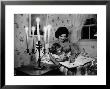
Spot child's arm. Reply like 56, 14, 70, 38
49, 53, 60, 66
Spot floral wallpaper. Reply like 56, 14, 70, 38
14, 14, 30, 68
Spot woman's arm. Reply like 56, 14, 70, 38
70, 43, 81, 58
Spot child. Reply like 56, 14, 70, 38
49, 43, 71, 75
49, 43, 70, 62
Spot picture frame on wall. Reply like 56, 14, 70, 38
1, 0, 109, 88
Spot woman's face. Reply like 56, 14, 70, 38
59, 34, 67, 42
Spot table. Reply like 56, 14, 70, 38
14, 62, 61, 76
59, 55, 95, 75
15, 55, 96, 76
59, 55, 95, 68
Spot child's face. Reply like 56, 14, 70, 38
56, 47, 62, 55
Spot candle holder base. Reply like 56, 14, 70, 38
34, 64, 45, 70
24, 49, 29, 54
34, 41, 44, 70
26, 49, 29, 53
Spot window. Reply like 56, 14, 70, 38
81, 16, 97, 40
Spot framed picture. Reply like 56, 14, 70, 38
1, 0, 109, 88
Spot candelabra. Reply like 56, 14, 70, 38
34, 41, 45, 70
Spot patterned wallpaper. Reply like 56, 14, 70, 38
14, 14, 96, 68
14, 14, 30, 68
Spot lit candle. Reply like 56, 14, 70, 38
25, 26, 29, 50
36, 17, 40, 41
25, 27, 28, 40
47, 25, 52, 44
43, 26, 47, 43
29, 14, 31, 36
44, 26, 48, 52
32, 26, 35, 36
32, 26, 35, 52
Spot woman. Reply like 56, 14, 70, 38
55, 27, 71, 54
49, 27, 77, 75
53, 27, 76, 61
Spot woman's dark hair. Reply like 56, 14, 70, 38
49, 43, 62, 54
55, 27, 69, 38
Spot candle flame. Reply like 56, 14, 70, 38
32, 26, 35, 31
32, 26, 35, 35
36, 17, 40, 23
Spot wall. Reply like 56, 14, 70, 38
14, 14, 97, 68
78, 40, 97, 57
47, 14, 94, 43
14, 14, 31, 67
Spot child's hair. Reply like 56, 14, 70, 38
49, 43, 62, 54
